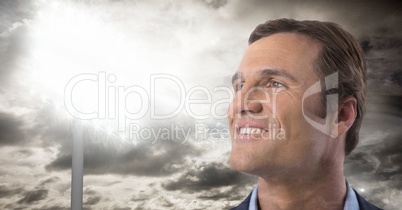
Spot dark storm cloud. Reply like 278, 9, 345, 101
363, 30, 402, 96
345, 129, 402, 207
373, 131, 402, 183
84, 196, 101, 205
162, 162, 256, 193
355, 61, 402, 207
46, 119, 203, 176
83, 187, 97, 195
17, 189, 48, 204
111, 208, 131, 210
4, 176, 68, 208
47, 140, 200, 176
0, 185, 23, 198
0, 112, 26, 145
38, 176, 60, 187
200, 0, 228, 9
344, 149, 375, 176
0, 9, 34, 87
0, 0, 37, 33
322, 0, 402, 36
33, 206, 70, 210
198, 186, 250, 201
228, 0, 402, 32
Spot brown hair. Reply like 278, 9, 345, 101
249, 18, 366, 155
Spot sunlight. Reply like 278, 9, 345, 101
28, 1, 145, 140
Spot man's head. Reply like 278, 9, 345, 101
228, 19, 366, 176
249, 19, 367, 155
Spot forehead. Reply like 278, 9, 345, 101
237, 33, 322, 79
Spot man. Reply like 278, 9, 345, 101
228, 19, 382, 210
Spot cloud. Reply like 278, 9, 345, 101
0, 0, 38, 33
0, 112, 26, 145
38, 177, 61, 187
33, 206, 70, 210
111, 208, 132, 210
373, 131, 402, 184
45, 119, 203, 176
17, 189, 48, 204
363, 30, 402, 96
345, 110, 402, 209
221, 0, 402, 34
47, 141, 200, 176
201, 0, 228, 9
162, 162, 256, 193
84, 196, 101, 205
0, 20, 32, 88
0, 185, 23, 198
0, 145, 71, 209
345, 125, 402, 208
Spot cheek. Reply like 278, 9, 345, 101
300, 90, 327, 120
272, 92, 305, 137
272, 91, 300, 120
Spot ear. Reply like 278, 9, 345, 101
330, 96, 357, 138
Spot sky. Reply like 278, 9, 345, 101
0, 0, 401, 209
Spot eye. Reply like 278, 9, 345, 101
266, 80, 286, 92
234, 83, 244, 92
272, 81, 285, 88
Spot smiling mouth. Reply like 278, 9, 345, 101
235, 124, 269, 136
235, 125, 271, 141
238, 127, 269, 134
233, 121, 284, 141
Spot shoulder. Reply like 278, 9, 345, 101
229, 192, 252, 210
353, 189, 384, 210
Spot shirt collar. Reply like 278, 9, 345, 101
344, 182, 360, 210
248, 182, 360, 210
248, 187, 258, 210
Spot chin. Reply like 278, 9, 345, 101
229, 149, 277, 177
229, 151, 255, 173
229, 151, 243, 171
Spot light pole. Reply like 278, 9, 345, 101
71, 121, 83, 210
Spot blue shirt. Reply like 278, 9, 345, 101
248, 183, 359, 210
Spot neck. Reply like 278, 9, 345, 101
256, 162, 346, 210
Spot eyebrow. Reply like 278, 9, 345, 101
231, 72, 244, 84
257, 68, 297, 82
231, 68, 297, 84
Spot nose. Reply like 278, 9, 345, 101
228, 86, 264, 118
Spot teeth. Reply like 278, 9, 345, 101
239, 127, 263, 134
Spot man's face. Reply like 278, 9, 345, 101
228, 33, 336, 176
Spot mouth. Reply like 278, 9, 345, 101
235, 124, 270, 141
238, 127, 268, 134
